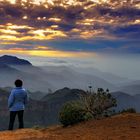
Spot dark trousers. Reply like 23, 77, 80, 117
8, 110, 24, 130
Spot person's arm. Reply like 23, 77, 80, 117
8, 91, 15, 108
24, 91, 28, 105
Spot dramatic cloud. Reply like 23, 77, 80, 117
0, 0, 140, 55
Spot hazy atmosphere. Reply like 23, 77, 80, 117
8, 53, 140, 80
0, 0, 140, 80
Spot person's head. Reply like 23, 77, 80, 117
15, 79, 23, 87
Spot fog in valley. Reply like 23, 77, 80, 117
0, 54, 140, 96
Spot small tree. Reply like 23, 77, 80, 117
80, 88, 117, 119
59, 88, 117, 126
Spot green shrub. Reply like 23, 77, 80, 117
59, 102, 85, 126
121, 108, 136, 113
84, 112, 93, 120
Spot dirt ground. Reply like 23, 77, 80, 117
0, 113, 140, 140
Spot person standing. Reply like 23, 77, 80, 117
8, 79, 28, 130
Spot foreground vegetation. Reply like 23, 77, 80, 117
59, 88, 117, 126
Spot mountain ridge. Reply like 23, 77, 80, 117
0, 55, 32, 65
0, 55, 117, 92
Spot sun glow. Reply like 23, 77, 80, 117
0, 49, 97, 58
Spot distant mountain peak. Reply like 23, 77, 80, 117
0, 55, 32, 65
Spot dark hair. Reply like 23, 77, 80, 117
15, 79, 23, 87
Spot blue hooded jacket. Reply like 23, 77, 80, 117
8, 87, 28, 111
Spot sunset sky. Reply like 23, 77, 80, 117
0, 0, 140, 79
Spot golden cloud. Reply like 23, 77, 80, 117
0, 23, 67, 41
0, 0, 139, 42
0, 48, 97, 58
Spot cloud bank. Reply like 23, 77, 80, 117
0, 0, 140, 55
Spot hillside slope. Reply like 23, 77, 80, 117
0, 113, 140, 140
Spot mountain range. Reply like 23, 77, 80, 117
0, 55, 118, 92
111, 91, 140, 112
0, 87, 140, 130
0, 55, 139, 95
